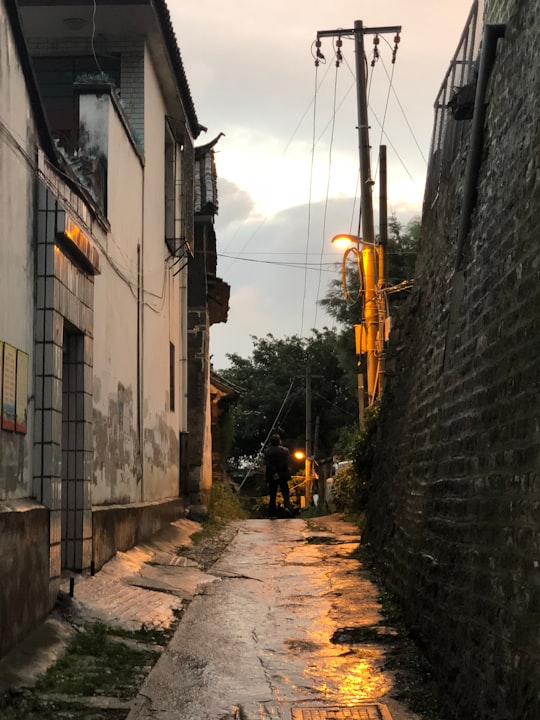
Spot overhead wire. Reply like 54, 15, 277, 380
341, 44, 422, 198
217, 253, 338, 271
300, 60, 320, 337
378, 36, 427, 164
238, 378, 297, 490
372, 50, 396, 182
313, 55, 340, 330
90, 0, 105, 77
221, 58, 335, 270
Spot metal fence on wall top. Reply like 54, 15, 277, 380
424, 0, 484, 210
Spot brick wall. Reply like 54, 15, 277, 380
364, 1, 540, 718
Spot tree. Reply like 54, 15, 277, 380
219, 329, 358, 469
385, 215, 420, 304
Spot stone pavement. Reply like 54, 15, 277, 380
0, 515, 429, 720
128, 516, 424, 720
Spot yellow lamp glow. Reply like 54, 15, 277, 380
331, 234, 361, 251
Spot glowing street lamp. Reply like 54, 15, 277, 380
331, 233, 385, 424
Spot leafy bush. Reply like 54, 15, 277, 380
188, 480, 249, 544
330, 463, 358, 514
331, 403, 380, 518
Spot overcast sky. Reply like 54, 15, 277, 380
170, 0, 475, 370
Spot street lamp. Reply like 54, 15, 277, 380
331, 233, 386, 423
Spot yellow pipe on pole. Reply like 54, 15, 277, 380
362, 246, 378, 405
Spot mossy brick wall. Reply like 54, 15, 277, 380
364, 1, 540, 718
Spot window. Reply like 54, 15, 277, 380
164, 118, 193, 259
32, 55, 121, 154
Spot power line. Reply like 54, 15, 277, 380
301, 61, 320, 338
314, 63, 340, 330
218, 253, 339, 272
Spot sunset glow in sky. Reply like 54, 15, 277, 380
171, 0, 476, 368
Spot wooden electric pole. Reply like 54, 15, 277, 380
305, 362, 312, 505
317, 21, 400, 411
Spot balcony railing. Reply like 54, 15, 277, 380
424, 0, 484, 211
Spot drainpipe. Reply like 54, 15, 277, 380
137, 242, 143, 498
455, 23, 506, 271
443, 23, 505, 372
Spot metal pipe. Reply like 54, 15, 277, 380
455, 23, 505, 271
443, 23, 505, 373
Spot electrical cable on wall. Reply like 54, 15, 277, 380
90, 0, 105, 77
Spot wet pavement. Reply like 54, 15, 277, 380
0, 515, 423, 720
128, 517, 420, 720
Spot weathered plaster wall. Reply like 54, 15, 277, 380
139, 46, 186, 501
92, 497, 183, 571
0, 2, 35, 500
89, 92, 143, 505
364, 1, 540, 718
0, 1, 51, 655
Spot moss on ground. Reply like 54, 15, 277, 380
0, 621, 172, 720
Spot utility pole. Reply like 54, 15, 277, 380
378, 144, 388, 397
305, 363, 312, 506
317, 21, 400, 410
353, 20, 376, 247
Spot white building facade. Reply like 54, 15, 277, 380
0, 0, 214, 657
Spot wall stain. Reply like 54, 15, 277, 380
93, 382, 139, 501
0, 434, 28, 498
93, 383, 179, 501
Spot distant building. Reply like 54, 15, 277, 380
187, 135, 231, 507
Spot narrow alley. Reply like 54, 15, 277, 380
127, 517, 423, 720
1, 515, 431, 720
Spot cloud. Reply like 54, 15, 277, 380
176, 0, 476, 367
216, 177, 256, 230
211, 191, 424, 369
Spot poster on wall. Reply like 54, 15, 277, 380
15, 350, 28, 434
1, 343, 16, 431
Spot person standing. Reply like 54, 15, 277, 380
264, 434, 294, 517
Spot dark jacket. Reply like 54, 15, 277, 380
264, 444, 291, 479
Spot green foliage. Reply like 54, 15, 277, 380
352, 402, 380, 489
219, 329, 358, 465
330, 463, 361, 514
215, 216, 417, 472
186, 480, 248, 545
331, 403, 380, 518
209, 479, 248, 521
386, 215, 420, 287
35, 621, 159, 700
333, 423, 361, 457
